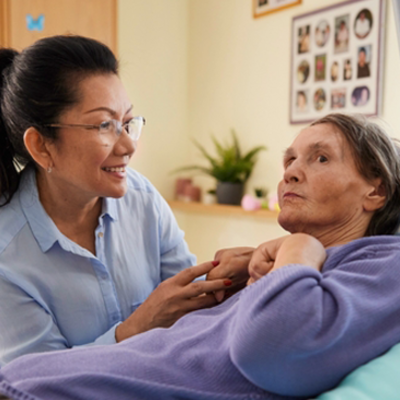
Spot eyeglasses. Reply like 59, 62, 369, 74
45, 116, 146, 144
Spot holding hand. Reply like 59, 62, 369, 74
115, 261, 232, 342
206, 247, 255, 302
248, 234, 327, 285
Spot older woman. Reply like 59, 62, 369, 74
0, 35, 235, 366
0, 113, 399, 400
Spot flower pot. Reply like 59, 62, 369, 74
216, 182, 244, 205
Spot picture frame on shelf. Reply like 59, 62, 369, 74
290, 0, 385, 124
253, 0, 302, 18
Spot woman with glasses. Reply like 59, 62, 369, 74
0, 35, 232, 366
0, 113, 400, 400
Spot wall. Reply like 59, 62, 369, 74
118, 0, 400, 262
118, 0, 190, 199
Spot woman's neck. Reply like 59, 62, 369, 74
309, 221, 369, 248
36, 170, 102, 254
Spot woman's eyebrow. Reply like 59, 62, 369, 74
84, 105, 133, 116
283, 147, 295, 160
308, 142, 332, 152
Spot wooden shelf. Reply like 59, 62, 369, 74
168, 200, 278, 220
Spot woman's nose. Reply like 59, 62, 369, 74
283, 160, 302, 183
114, 130, 136, 157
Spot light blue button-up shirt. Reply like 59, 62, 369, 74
0, 166, 196, 366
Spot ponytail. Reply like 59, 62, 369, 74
0, 49, 19, 206
0, 35, 118, 207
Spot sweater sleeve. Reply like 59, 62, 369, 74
229, 244, 400, 397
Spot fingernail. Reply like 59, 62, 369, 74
212, 260, 220, 267
223, 279, 232, 287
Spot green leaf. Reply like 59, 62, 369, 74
170, 130, 267, 183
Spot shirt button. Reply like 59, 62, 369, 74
98, 232, 104, 238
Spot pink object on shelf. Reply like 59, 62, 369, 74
241, 194, 262, 211
175, 178, 192, 201
183, 184, 201, 202
268, 193, 280, 212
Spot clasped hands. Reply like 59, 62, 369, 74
116, 233, 326, 342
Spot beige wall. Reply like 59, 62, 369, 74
119, 0, 400, 262
118, 0, 189, 199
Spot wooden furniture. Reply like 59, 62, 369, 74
0, 0, 117, 52
168, 201, 279, 221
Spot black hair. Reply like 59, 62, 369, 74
359, 47, 366, 53
0, 35, 118, 206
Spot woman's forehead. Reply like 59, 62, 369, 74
293, 123, 346, 150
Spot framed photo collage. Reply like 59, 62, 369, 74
290, 0, 385, 124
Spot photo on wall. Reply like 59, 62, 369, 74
289, 0, 385, 124
253, 0, 302, 18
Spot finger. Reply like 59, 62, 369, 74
174, 261, 218, 285
214, 289, 225, 303
185, 278, 233, 297
247, 277, 255, 286
185, 294, 219, 311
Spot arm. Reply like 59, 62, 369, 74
115, 260, 232, 341
229, 237, 400, 397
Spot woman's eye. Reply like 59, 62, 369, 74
99, 121, 112, 131
284, 158, 295, 168
318, 155, 328, 163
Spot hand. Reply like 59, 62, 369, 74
115, 261, 232, 342
248, 234, 326, 285
206, 247, 255, 302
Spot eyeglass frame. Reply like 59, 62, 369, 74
44, 116, 146, 141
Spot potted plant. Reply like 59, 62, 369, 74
173, 130, 266, 205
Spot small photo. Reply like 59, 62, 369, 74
315, 54, 326, 81
331, 88, 346, 109
258, 0, 268, 6
298, 25, 310, 54
357, 45, 372, 78
314, 88, 326, 111
351, 86, 370, 106
354, 9, 373, 39
343, 59, 352, 80
334, 14, 350, 53
297, 60, 310, 83
315, 20, 330, 47
296, 90, 309, 113
331, 61, 339, 82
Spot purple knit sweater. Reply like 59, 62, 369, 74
1, 236, 400, 400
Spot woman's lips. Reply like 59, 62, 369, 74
283, 192, 301, 198
101, 165, 127, 179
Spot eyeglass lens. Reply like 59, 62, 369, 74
99, 118, 144, 144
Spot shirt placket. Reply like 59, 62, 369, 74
91, 218, 122, 326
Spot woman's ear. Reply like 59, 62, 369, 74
363, 180, 386, 212
23, 127, 54, 170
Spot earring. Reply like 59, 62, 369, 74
47, 166, 52, 173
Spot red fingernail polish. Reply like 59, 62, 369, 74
224, 279, 232, 287
212, 260, 220, 267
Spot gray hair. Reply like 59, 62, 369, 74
311, 113, 400, 236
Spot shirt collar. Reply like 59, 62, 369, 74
19, 167, 63, 253
101, 196, 118, 222
19, 167, 119, 252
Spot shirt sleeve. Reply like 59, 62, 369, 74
228, 248, 400, 397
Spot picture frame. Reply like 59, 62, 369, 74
290, 0, 385, 124
253, 0, 302, 18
